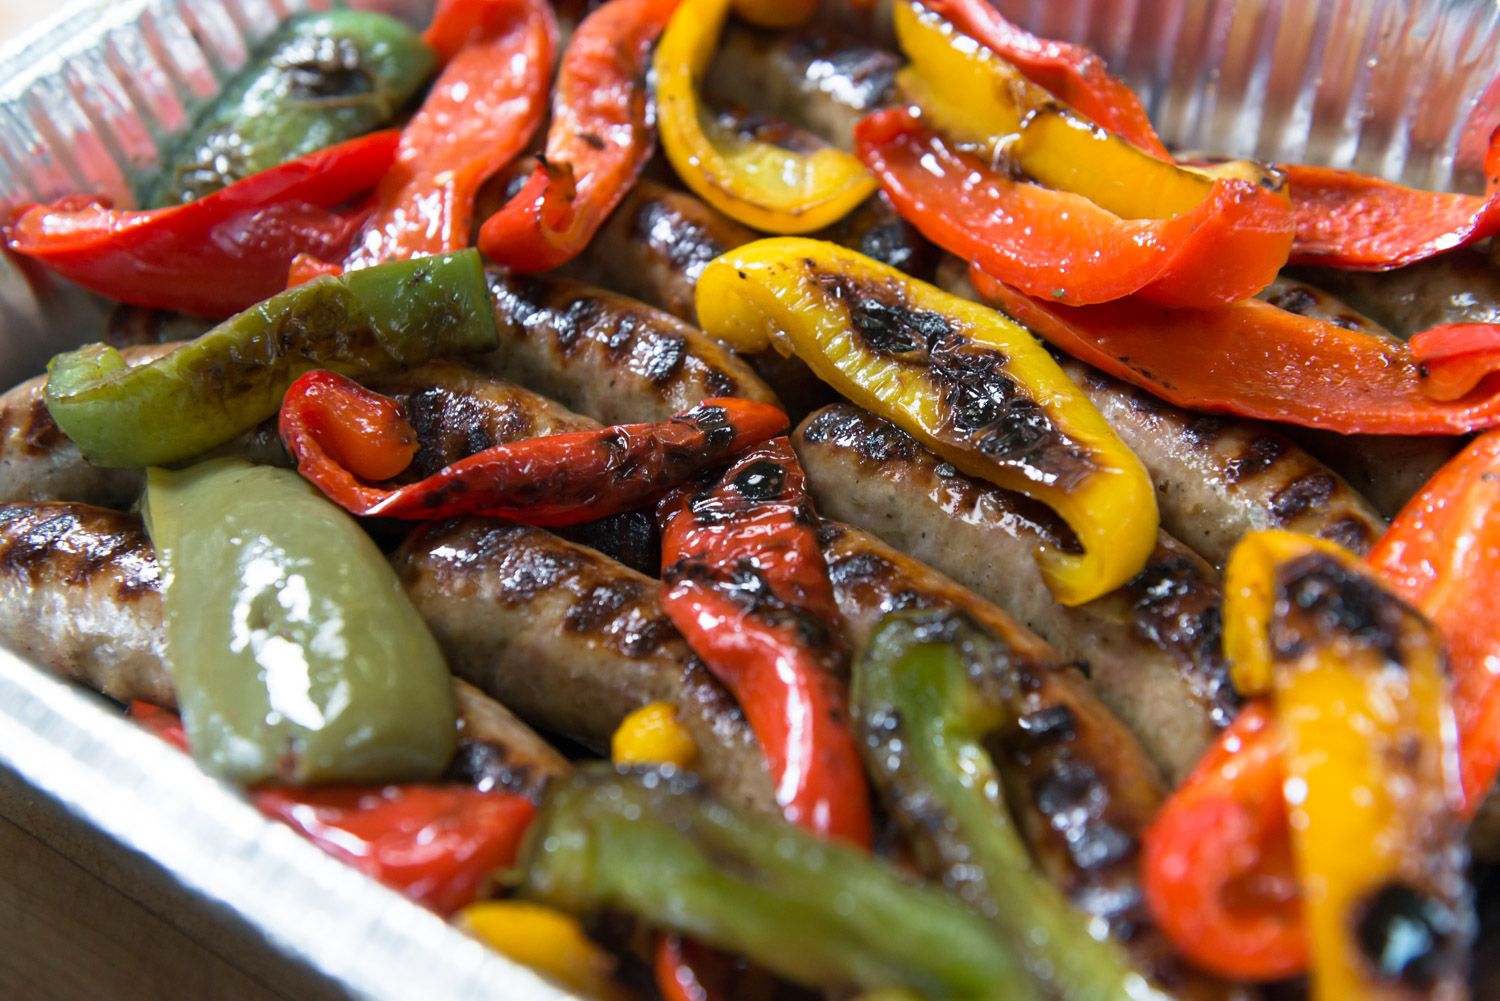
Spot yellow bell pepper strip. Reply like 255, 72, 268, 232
459, 902, 626, 1000
968, 264, 1500, 435
1223, 530, 1469, 1001
695, 238, 1157, 606
730, 0, 815, 29
915, 0, 1166, 156
1368, 430, 1500, 816
1282, 128, 1500, 269
856, 107, 1292, 308
344, 0, 555, 267
612, 702, 699, 768
653, 0, 876, 233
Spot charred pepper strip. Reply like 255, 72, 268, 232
1282, 129, 1500, 269
1368, 431, 1500, 815
42, 250, 495, 469
853, 609, 1174, 1001
657, 439, 872, 847
7, 131, 398, 318
855, 107, 1291, 309
696, 238, 1157, 606
131, 702, 534, 917
915, 0, 1165, 156
142, 10, 433, 206
344, 0, 555, 267
280, 370, 788, 524
654, 0, 876, 233
515, 766, 1041, 1000
969, 265, 1500, 435
1223, 531, 1469, 1001
478, 0, 676, 272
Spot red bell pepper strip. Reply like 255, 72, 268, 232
657, 439, 873, 849
344, 0, 555, 268
1409, 322, 1500, 402
5, 131, 397, 317
1282, 128, 1500, 269
968, 264, 1500, 435
1141, 700, 1306, 982
478, 0, 677, 272
855, 108, 1291, 308
918, 0, 1167, 157
129, 702, 535, 916
1368, 430, 1500, 815
279, 369, 787, 524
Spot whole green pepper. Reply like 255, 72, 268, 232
515, 766, 1040, 1001
144, 10, 434, 206
143, 458, 456, 785
44, 250, 497, 468
853, 610, 1172, 1001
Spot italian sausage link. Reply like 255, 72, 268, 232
0, 501, 567, 797
795, 404, 1237, 783
391, 518, 776, 813
480, 270, 781, 425
1295, 250, 1500, 337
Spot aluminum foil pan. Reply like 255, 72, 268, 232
0, 1, 1497, 999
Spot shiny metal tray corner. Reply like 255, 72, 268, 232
1, 0, 1498, 998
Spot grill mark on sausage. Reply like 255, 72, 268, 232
0, 503, 161, 601
1121, 551, 1238, 727
1269, 470, 1338, 523
1, 394, 67, 456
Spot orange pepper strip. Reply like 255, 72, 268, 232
968, 264, 1500, 435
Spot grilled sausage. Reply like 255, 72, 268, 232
0, 501, 568, 796
391, 519, 776, 812
479, 271, 781, 425
795, 403, 1237, 783
819, 520, 1241, 999
1295, 250, 1500, 337
936, 259, 1386, 564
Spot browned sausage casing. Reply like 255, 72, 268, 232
391, 518, 776, 813
795, 403, 1237, 783
0, 501, 568, 797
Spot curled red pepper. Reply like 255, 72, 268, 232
969, 265, 1500, 435
1368, 430, 1500, 815
5, 131, 397, 317
279, 369, 787, 524
479, 0, 677, 271
856, 108, 1291, 308
918, 0, 1167, 157
1141, 701, 1305, 982
1283, 129, 1500, 269
1409, 323, 1500, 402
129, 702, 534, 916
657, 439, 873, 849
345, 0, 555, 268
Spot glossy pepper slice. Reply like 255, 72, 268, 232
142, 10, 434, 206
1282, 128, 1500, 269
130, 702, 532, 916
1408, 323, 1500, 403
1369, 430, 1500, 815
7, 131, 398, 318
968, 265, 1500, 435
43, 249, 496, 468
143, 459, 458, 787
854, 609, 1174, 1001
280, 369, 788, 524
856, 107, 1292, 308
515, 766, 1042, 1000
653, 0, 875, 233
344, 0, 555, 267
658, 439, 872, 848
1223, 531, 1469, 1001
696, 238, 1157, 606
1141, 700, 1306, 982
479, 0, 676, 271
915, 0, 1165, 156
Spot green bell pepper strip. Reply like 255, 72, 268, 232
144, 10, 435, 206
43, 249, 497, 468
143, 458, 457, 786
852, 609, 1172, 1001
514, 766, 1040, 1001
